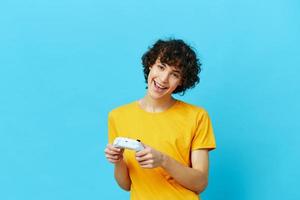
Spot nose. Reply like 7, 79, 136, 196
160, 71, 169, 83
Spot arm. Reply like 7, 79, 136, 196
114, 159, 131, 191
135, 146, 210, 194
162, 149, 209, 194
105, 144, 131, 191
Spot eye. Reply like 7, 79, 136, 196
158, 65, 165, 70
172, 73, 180, 79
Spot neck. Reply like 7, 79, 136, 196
139, 93, 176, 113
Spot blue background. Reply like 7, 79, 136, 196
0, 0, 299, 199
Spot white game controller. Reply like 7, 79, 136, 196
113, 137, 144, 151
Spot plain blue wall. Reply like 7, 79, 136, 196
0, 0, 299, 199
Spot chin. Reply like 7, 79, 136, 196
148, 92, 161, 99
149, 90, 170, 100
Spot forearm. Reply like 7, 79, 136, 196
114, 159, 131, 191
161, 155, 207, 194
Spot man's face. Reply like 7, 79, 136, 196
147, 59, 182, 100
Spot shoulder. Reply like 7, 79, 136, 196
108, 101, 137, 118
176, 100, 209, 117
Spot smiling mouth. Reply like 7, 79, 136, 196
154, 80, 168, 90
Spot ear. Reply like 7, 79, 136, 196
178, 79, 183, 87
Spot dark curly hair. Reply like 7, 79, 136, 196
142, 39, 201, 95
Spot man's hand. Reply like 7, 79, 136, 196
135, 144, 165, 168
104, 144, 124, 164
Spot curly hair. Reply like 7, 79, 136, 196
142, 39, 202, 95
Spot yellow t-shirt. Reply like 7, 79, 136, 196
108, 100, 216, 200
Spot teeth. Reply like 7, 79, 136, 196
155, 81, 167, 89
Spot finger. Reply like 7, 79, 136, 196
136, 154, 152, 162
107, 144, 123, 152
104, 149, 118, 156
105, 154, 120, 160
135, 148, 150, 157
138, 159, 154, 166
139, 163, 153, 169
105, 148, 123, 156
107, 158, 121, 164
140, 142, 146, 149
106, 155, 123, 164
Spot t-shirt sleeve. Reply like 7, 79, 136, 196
108, 111, 118, 144
191, 110, 216, 151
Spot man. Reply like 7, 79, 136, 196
105, 39, 216, 200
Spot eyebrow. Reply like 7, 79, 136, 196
159, 62, 181, 74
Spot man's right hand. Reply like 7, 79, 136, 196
104, 144, 124, 164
